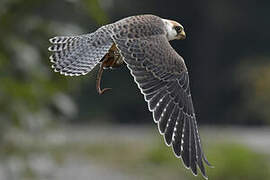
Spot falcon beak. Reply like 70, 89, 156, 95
179, 30, 186, 40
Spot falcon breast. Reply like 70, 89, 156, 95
48, 14, 211, 179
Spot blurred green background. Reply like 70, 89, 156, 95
0, 0, 270, 179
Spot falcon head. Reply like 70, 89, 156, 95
162, 19, 186, 41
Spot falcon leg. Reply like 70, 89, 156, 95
96, 43, 122, 95
96, 60, 112, 95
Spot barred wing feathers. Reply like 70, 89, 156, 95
113, 35, 210, 178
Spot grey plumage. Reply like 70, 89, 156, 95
48, 14, 211, 178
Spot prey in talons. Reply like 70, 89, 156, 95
96, 43, 123, 95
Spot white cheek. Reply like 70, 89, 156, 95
162, 19, 177, 41
167, 27, 177, 41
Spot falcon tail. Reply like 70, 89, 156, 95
48, 31, 113, 76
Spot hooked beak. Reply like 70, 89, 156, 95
179, 30, 186, 40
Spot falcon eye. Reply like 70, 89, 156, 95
174, 26, 182, 34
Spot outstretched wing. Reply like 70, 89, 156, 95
113, 35, 210, 178
48, 28, 113, 76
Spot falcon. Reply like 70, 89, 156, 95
48, 14, 211, 178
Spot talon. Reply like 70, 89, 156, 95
98, 87, 112, 95
96, 60, 112, 95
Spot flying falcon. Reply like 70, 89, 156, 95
48, 14, 211, 178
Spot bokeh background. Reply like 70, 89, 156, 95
1, 0, 270, 179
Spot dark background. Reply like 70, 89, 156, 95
1, 0, 270, 127
65, 0, 270, 126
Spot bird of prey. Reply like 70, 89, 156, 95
48, 14, 211, 178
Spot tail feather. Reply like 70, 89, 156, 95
49, 36, 76, 44
48, 31, 113, 76
48, 43, 69, 52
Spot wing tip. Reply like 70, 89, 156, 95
180, 155, 209, 180
203, 155, 213, 167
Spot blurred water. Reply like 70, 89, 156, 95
1, 125, 269, 180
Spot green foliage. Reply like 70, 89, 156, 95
82, 0, 109, 25
46, 134, 270, 180
205, 143, 270, 180
0, 1, 107, 177
0, 0, 66, 129
0, 0, 110, 131
145, 143, 177, 165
